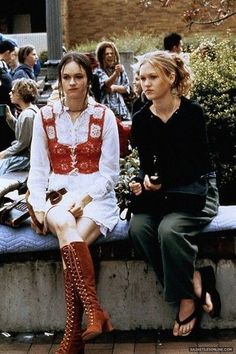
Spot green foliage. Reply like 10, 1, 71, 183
74, 30, 163, 56
190, 36, 236, 202
115, 149, 139, 212
39, 50, 48, 67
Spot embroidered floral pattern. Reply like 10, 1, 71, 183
90, 124, 101, 138
46, 126, 56, 140
41, 106, 54, 119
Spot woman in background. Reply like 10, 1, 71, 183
12, 45, 38, 81
95, 41, 131, 121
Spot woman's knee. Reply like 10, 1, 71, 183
158, 214, 181, 245
47, 207, 75, 234
129, 214, 156, 242
129, 214, 146, 238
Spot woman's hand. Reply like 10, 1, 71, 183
129, 180, 142, 196
0, 151, 6, 160
68, 195, 92, 218
68, 201, 84, 218
31, 211, 47, 235
114, 64, 124, 74
143, 174, 162, 191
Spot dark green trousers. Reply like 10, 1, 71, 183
129, 177, 219, 304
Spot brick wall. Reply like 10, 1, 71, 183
61, 0, 236, 48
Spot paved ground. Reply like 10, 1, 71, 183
0, 329, 235, 354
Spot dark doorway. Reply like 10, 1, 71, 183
0, 0, 46, 34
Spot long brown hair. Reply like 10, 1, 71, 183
95, 41, 120, 69
57, 52, 93, 103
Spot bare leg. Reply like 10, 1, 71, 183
193, 270, 213, 313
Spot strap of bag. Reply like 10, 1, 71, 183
25, 190, 44, 231
0, 179, 22, 199
25, 188, 67, 231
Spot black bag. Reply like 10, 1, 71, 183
0, 197, 29, 227
0, 178, 29, 227
164, 176, 208, 213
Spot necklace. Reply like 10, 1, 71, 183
64, 97, 88, 114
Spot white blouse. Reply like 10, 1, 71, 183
27, 98, 120, 213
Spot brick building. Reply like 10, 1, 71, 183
1, 0, 235, 49
61, 0, 236, 48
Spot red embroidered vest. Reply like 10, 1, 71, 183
41, 105, 105, 174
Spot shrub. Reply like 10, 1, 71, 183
39, 50, 48, 67
115, 149, 139, 215
190, 35, 236, 204
74, 30, 163, 56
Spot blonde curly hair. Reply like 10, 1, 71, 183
139, 50, 192, 97
12, 78, 38, 103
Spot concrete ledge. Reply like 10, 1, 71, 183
0, 258, 235, 332
0, 171, 236, 332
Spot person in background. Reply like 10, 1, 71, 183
0, 40, 16, 150
95, 41, 131, 121
163, 32, 183, 54
9, 46, 19, 78
84, 52, 101, 103
131, 66, 147, 115
129, 51, 220, 337
0, 78, 39, 175
12, 45, 38, 81
0, 33, 17, 48
33, 58, 41, 79
163, 32, 190, 65
27, 52, 120, 353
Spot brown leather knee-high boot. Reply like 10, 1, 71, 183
61, 242, 113, 342
55, 268, 85, 354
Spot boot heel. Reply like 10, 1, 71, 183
103, 319, 113, 332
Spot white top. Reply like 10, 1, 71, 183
27, 97, 120, 234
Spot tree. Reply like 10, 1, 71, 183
139, 0, 236, 28
183, 0, 236, 29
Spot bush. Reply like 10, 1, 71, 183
39, 50, 48, 67
115, 149, 139, 214
190, 35, 236, 204
74, 30, 163, 56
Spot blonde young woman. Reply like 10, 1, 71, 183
27, 52, 120, 353
0, 78, 39, 175
129, 51, 221, 337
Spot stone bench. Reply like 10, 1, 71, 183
0, 173, 236, 332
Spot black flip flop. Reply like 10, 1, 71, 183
198, 266, 221, 318
175, 301, 201, 337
